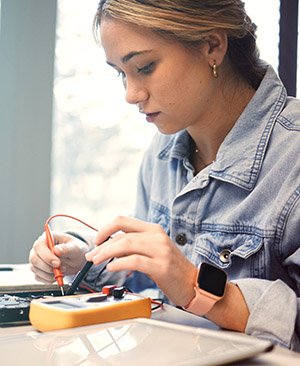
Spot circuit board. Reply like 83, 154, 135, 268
0, 294, 31, 325
0, 289, 65, 326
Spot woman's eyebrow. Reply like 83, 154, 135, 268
122, 50, 151, 63
106, 50, 152, 67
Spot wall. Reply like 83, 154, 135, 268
0, 0, 57, 263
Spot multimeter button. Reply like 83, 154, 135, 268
102, 285, 117, 296
113, 287, 125, 299
86, 294, 108, 303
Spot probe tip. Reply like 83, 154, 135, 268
60, 286, 65, 296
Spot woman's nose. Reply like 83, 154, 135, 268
125, 78, 148, 105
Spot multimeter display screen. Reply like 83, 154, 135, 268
44, 301, 79, 310
197, 263, 227, 297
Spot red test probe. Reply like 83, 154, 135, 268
44, 222, 65, 295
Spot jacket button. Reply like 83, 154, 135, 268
175, 233, 187, 246
220, 249, 231, 263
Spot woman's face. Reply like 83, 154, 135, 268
100, 17, 217, 135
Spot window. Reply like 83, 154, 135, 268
244, 0, 280, 72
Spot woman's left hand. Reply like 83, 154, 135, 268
86, 216, 197, 307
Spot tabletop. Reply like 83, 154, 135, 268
1, 264, 300, 365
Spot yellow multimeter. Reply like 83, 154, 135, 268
29, 291, 152, 332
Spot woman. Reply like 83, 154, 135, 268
29, 0, 300, 351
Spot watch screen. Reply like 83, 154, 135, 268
197, 263, 227, 297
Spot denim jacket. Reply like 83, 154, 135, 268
85, 66, 300, 350
125, 66, 300, 351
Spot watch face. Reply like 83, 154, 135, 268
197, 263, 227, 297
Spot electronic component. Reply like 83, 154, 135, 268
0, 294, 31, 325
0, 288, 65, 326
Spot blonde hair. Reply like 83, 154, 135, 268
94, 0, 253, 42
93, 0, 266, 88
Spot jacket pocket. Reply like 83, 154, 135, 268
194, 231, 264, 270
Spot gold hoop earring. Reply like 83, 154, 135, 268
212, 61, 218, 78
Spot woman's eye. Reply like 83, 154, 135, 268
137, 62, 155, 75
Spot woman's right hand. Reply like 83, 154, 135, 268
29, 232, 90, 284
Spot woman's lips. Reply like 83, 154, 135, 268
146, 112, 160, 122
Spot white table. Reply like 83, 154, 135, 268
1, 265, 300, 365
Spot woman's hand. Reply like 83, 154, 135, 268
29, 232, 90, 284
86, 216, 197, 307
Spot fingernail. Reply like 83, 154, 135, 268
106, 262, 114, 271
51, 260, 60, 268
93, 251, 105, 264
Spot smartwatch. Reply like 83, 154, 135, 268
184, 262, 227, 316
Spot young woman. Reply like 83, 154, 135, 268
29, 0, 300, 351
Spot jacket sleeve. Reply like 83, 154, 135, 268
232, 196, 300, 351
232, 278, 300, 351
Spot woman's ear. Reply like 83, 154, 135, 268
203, 30, 228, 68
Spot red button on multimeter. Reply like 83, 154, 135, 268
102, 285, 116, 296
